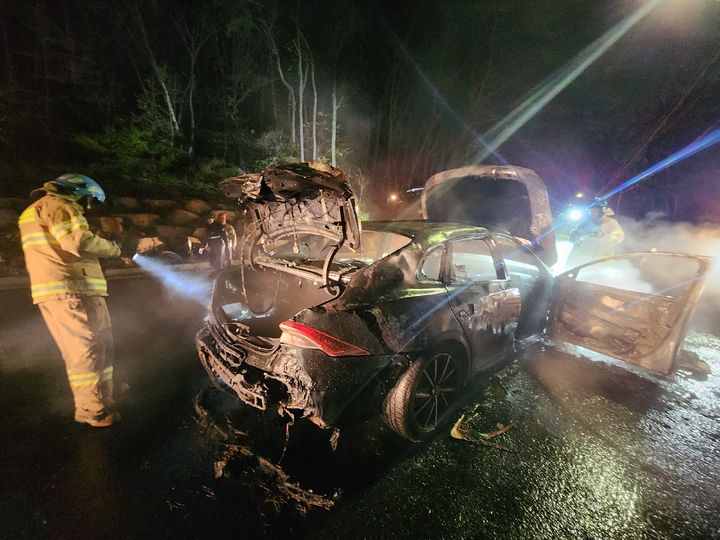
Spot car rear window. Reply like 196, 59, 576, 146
335, 230, 411, 264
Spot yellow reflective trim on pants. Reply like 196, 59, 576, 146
31, 282, 73, 296
69, 372, 98, 382
70, 377, 100, 388
68, 372, 100, 388
101, 366, 113, 381
18, 207, 37, 224
85, 280, 109, 293
22, 239, 56, 249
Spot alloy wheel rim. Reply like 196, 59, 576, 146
412, 352, 458, 432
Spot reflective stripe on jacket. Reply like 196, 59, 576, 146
600, 216, 625, 245
18, 194, 120, 304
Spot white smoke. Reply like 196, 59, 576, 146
617, 216, 720, 333
550, 216, 719, 333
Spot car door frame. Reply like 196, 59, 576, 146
491, 233, 555, 339
439, 233, 520, 371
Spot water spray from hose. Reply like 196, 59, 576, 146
132, 254, 213, 306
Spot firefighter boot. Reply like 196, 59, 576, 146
74, 411, 121, 428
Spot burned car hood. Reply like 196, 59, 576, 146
422, 165, 557, 265
220, 162, 361, 285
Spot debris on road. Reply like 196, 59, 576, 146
194, 388, 334, 517
677, 349, 712, 376
214, 444, 334, 515
450, 414, 515, 452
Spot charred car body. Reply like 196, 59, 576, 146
196, 163, 712, 441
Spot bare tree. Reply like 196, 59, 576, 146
127, 7, 180, 137
311, 58, 318, 160
329, 3, 356, 166
294, 33, 309, 161
262, 20, 296, 145
176, 13, 211, 155
213, 11, 272, 160
331, 82, 346, 166
348, 165, 372, 215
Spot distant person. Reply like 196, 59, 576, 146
570, 200, 625, 258
205, 211, 229, 272
216, 212, 237, 263
18, 174, 122, 427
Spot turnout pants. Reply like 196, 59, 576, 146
38, 294, 114, 421
207, 236, 227, 271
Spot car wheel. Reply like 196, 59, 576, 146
383, 349, 463, 441
157, 250, 183, 265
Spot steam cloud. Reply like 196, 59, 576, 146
620, 217, 720, 331
569, 216, 720, 333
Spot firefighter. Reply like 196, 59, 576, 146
18, 174, 122, 427
570, 199, 625, 258
216, 212, 237, 263
205, 211, 229, 272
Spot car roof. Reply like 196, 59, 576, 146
363, 220, 492, 249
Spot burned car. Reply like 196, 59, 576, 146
196, 163, 712, 441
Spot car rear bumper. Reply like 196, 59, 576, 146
196, 323, 280, 411
195, 322, 403, 427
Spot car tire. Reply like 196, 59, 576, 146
157, 250, 183, 265
383, 348, 463, 441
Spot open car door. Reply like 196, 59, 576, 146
547, 253, 713, 375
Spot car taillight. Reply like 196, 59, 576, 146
279, 320, 370, 357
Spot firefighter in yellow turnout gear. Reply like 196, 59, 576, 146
19, 174, 122, 427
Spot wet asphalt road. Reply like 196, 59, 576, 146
1, 276, 719, 539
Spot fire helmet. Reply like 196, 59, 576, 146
591, 198, 614, 216
51, 173, 106, 202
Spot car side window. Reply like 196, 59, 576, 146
419, 247, 443, 281
448, 238, 498, 284
494, 237, 543, 289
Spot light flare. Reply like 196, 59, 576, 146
551, 240, 575, 275
475, 0, 663, 162
597, 127, 720, 202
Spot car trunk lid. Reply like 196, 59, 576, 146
220, 162, 362, 287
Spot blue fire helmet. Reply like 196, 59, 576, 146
52, 173, 106, 202
591, 198, 615, 216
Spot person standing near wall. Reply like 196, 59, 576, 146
216, 212, 237, 264
205, 211, 229, 272
18, 174, 122, 427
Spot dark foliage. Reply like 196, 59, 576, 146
0, 0, 719, 218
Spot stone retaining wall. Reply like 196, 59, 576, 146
0, 195, 243, 277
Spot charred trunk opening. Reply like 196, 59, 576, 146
212, 265, 337, 338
